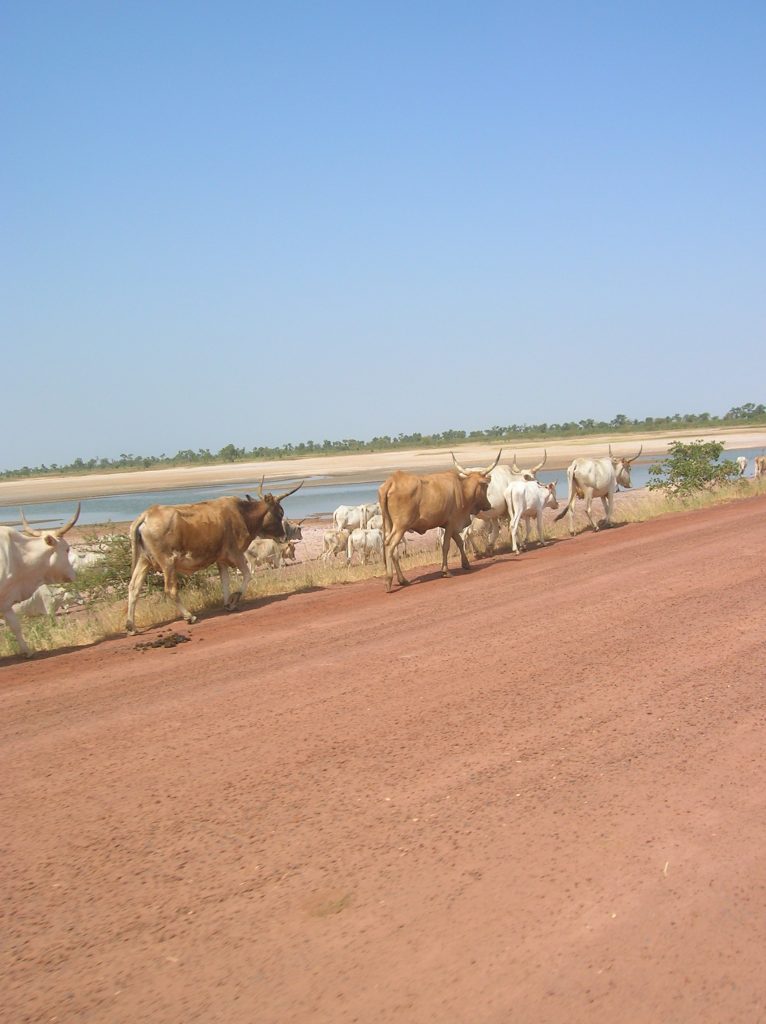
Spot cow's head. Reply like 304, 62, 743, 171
19, 503, 81, 583
542, 481, 559, 510
244, 478, 304, 539
511, 449, 547, 480
284, 518, 304, 541
451, 450, 502, 513
609, 445, 642, 488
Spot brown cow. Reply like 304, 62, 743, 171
125, 480, 302, 633
378, 451, 501, 592
755, 455, 766, 479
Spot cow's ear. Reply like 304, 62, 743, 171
44, 534, 56, 547
245, 494, 253, 502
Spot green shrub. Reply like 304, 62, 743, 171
648, 440, 741, 497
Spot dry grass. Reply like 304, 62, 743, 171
3, 477, 765, 659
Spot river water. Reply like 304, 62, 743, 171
2, 446, 762, 528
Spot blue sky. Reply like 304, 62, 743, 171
2, 1, 764, 467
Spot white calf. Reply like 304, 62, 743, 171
321, 529, 350, 563
506, 480, 559, 553
246, 537, 284, 571
13, 584, 68, 617
346, 527, 384, 565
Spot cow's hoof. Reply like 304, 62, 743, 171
399, 578, 411, 587
184, 614, 198, 624
441, 569, 452, 578
126, 624, 137, 636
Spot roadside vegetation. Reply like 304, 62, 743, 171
2, 474, 765, 659
1, 403, 764, 480
648, 439, 741, 496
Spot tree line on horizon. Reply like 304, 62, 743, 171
2, 403, 764, 480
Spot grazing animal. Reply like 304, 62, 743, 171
346, 527, 384, 565
126, 480, 303, 633
284, 518, 304, 541
0, 504, 80, 656
333, 502, 380, 533
379, 451, 501, 592
13, 584, 68, 618
505, 480, 559, 553
555, 445, 642, 534
736, 456, 748, 476
246, 537, 291, 571
755, 455, 766, 479
366, 514, 384, 532
320, 529, 350, 563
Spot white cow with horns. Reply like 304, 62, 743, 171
555, 445, 642, 534
470, 450, 548, 551
0, 504, 81, 656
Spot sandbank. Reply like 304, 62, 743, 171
1, 426, 764, 506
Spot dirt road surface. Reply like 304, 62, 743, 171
3, 496, 766, 1023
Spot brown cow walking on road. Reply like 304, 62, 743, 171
378, 451, 501, 592
126, 480, 302, 633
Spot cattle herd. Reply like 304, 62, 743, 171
2, 448, 764, 657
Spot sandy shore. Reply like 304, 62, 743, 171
1, 427, 764, 505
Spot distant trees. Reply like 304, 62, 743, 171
2, 403, 765, 480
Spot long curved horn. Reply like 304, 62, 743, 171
530, 449, 547, 474
451, 452, 469, 475
608, 443, 614, 459
19, 508, 43, 537
480, 449, 502, 476
275, 480, 304, 502
626, 444, 643, 464
511, 453, 521, 473
55, 502, 81, 536
257, 475, 265, 499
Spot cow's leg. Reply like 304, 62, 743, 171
217, 563, 232, 607
601, 493, 613, 527
510, 506, 522, 553
163, 562, 197, 624
583, 489, 599, 531
535, 507, 545, 545
225, 553, 251, 607
126, 553, 152, 634
484, 519, 497, 554
3, 608, 31, 657
384, 528, 409, 590
450, 529, 471, 572
568, 498, 577, 536
438, 530, 454, 575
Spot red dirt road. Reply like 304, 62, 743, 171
3, 497, 766, 1023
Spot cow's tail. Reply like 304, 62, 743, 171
379, 481, 392, 574
554, 465, 576, 522
129, 512, 147, 573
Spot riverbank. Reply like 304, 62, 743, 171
1, 426, 765, 506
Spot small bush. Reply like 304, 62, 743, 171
648, 440, 741, 498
